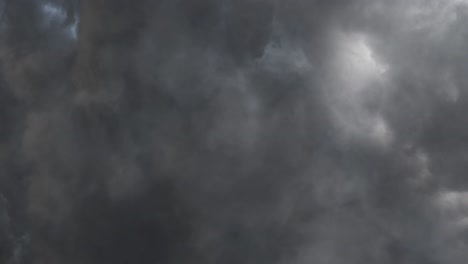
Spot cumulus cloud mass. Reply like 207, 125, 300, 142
1, 0, 468, 263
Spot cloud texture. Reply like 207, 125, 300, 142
1, 0, 468, 263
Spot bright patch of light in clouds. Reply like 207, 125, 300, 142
327, 31, 391, 147
41, 3, 77, 38
42, 3, 67, 21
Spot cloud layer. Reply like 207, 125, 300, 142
1, 0, 468, 263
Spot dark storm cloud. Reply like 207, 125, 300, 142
1, 0, 468, 263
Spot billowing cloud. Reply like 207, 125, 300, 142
0, 0, 468, 263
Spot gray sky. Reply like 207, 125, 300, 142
1, 0, 468, 263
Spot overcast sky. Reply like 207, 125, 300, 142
1, 1, 468, 263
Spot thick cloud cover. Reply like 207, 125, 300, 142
1, 0, 468, 263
